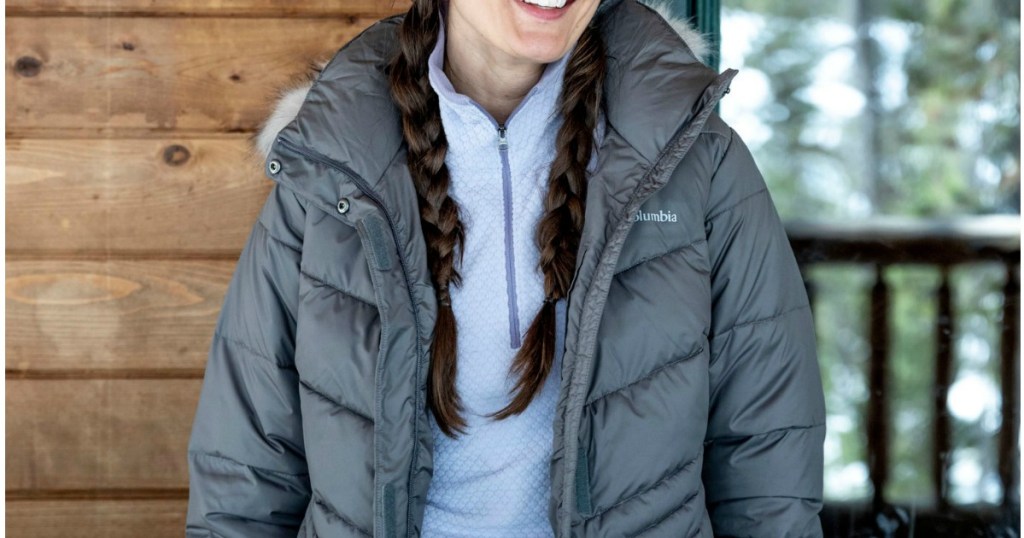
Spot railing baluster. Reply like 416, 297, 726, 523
933, 265, 953, 510
999, 261, 1020, 511
868, 262, 890, 508
785, 217, 1019, 532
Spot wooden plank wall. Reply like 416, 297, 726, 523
6, 2, 409, 535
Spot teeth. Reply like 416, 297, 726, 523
523, 0, 568, 8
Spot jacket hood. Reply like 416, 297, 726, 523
251, 2, 709, 160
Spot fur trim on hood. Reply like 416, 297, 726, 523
251, 5, 709, 160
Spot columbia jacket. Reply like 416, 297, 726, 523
185, 1, 827, 536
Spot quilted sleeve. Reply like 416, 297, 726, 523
185, 182, 312, 538
700, 126, 827, 537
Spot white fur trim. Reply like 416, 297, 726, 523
253, 7, 709, 159
253, 58, 328, 159
649, 3, 710, 62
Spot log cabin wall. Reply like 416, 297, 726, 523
5, 2, 409, 535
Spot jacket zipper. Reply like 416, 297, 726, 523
273, 134, 424, 538
497, 124, 523, 349
556, 69, 739, 537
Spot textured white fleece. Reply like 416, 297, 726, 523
417, 8, 607, 536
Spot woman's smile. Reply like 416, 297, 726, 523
514, 0, 579, 21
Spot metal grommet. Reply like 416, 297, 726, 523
267, 159, 281, 175
336, 197, 350, 214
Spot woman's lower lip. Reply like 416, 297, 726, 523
513, 0, 577, 21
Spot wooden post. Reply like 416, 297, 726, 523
999, 261, 1020, 511
868, 263, 890, 508
933, 265, 953, 510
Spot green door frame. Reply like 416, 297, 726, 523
688, 0, 720, 70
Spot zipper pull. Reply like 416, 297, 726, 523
498, 124, 508, 150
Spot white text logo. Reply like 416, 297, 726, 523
632, 209, 678, 223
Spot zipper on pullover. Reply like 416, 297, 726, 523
497, 124, 523, 349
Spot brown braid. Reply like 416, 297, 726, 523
485, 24, 606, 421
387, 0, 606, 436
387, 0, 468, 437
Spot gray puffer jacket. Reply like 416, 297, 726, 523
185, 0, 827, 536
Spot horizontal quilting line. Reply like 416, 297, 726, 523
187, 450, 309, 478
583, 448, 700, 523
628, 484, 702, 538
704, 422, 825, 445
299, 269, 377, 307
584, 344, 705, 408
299, 379, 374, 424
312, 491, 372, 537
213, 330, 293, 369
709, 303, 810, 344
614, 237, 706, 276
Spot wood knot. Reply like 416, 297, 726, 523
14, 56, 42, 77
162, 144, 191, 166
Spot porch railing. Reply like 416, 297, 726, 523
785, 215, 1020, 536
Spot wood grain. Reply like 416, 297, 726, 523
7, 16, 377, 136
7, 0, 409, 17
3, 2, 365, 532
6, 499, 188, 538
6, 379, 200, 490
7, 137, 271, 254
6, 260, 231, 373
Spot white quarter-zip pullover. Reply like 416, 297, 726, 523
420, 10, 604, 538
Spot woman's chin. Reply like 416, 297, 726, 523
508, 34, 576, 64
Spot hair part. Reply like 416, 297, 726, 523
387, 0, 606, 437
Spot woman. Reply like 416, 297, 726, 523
185, 0, 826, 536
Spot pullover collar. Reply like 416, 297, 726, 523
427, 8, 573, 157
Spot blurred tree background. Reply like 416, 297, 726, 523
706, 0, 1021, 511
719, 0, 1019, 219
654, 0, 1021, 515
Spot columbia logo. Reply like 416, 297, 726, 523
632, 209, 678, 222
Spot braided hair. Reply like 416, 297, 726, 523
387, 0, 606, 438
